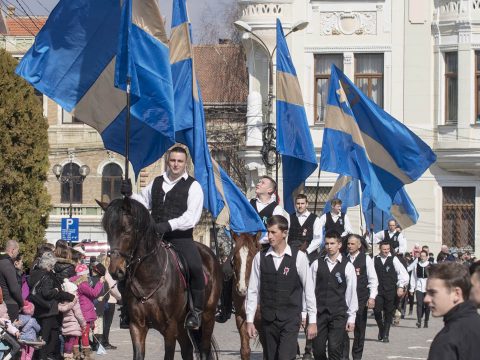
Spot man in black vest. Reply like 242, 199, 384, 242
246, 215, 317, 360
343, 234, 378, 360
317, 199, 353, 250
373, 220, 407, 255
311, 231, 358, 360
373, 241, 409, 343
289, 194, 322, 262
123, 146, 205, 329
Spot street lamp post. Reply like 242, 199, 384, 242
52, 153, 90, 218
234, 20, 308, 184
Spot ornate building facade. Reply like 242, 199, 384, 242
238, 0, 480, 254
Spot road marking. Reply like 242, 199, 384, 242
426, 339, 433, 343
387, 357, 427, 359
408, 346, 429, 349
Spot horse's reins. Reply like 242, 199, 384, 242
109, 231, 171, 303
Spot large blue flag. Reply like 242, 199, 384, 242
276, 18, 318, 213
320, 65, 436, 212
363, 185, 419, 233
170, 0, 264, 233
323, 175, 360, 214
16, 0, 175, 176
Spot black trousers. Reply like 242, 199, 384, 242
169, 237, 205, 291
343, 301, 368, 360
374, 292, 395, 335
5, 303, 19, 321
313, 311, 347, 360
263, 315, 301, 360
415, 291, 430, 323
39, 315, 61, 360
103, 303, 115, 343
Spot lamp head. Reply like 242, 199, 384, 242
52, 164, 63, 178
234, 20, 252, 33
79, 165, 90, 178
291, 20, 308, 32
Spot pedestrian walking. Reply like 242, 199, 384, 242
409, 250, 431, 328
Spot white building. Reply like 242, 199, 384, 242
238, 0, 480, 256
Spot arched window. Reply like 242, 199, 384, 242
61, 163, 83, 203
102, 163, 123, 203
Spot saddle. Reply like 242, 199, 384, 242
166, 243, 208, 289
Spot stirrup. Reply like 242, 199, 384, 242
185, 310, 202, 330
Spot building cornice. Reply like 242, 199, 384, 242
304, 44, 391, 53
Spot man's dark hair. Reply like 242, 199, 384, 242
295, 193, 308, 202
429, 262, 471, 300
330, 198, 342, 206
469, 260, 480, 276
168, 146, 188, 158
379, 241, 391, 249
420, 250, 429, 257
261, 175, 277, 194
266, 215, 288, 231
325, 230, 342, 243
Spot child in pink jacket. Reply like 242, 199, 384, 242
59, 280, 85, 360
70, 264, 104, 359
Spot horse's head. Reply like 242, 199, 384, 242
97, 198, 154, 281
232, 232, 261, 297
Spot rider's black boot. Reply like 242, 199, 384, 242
185, 289, 204, 330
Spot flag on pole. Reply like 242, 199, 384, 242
276, 18, 318, 213
16, 0, 176, 176
363, 186, 419, 233
170, 0, 264, 233
320, 65, 436, 212
323, 175, 360, 214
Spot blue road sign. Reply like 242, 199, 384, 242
61, 218, 79, 241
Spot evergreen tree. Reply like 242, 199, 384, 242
0, 49, 50, 264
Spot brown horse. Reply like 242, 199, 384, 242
98, 198, 222, 360
231, 232, 265, 359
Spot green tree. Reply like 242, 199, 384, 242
0, 49, 50, 264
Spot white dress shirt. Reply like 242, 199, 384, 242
292, 210, 323, 254
373, 230, 407, 254
347, 251, 379, 300
376, 254, 410, 288
253, 196, 290, 244
130, 172, 204, 231
245, 245, 316, 323
311, 254, 358, 323
317, 212, 353, 245
409, 260, 429, 293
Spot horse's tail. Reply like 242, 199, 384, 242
210, 335, 220, 360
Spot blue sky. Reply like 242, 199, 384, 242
19, 0, 236, 43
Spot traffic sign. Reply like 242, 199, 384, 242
61, 218, 79, 241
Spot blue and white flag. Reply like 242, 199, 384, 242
320, 65, 436, 212
16, 0, 176, 176
323, 175, 360, 214
276, 18, 318, 213
170, 0, 264, 233
363, 185, 419, 233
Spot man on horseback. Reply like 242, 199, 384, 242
122, 146, 205, 330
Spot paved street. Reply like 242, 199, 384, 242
97, 307, 440, 360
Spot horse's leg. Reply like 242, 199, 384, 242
177, 328, 194, 360
130, 324, 148, 360
236, 315, 251, 360
163, 322, 178, 360
199, 312, 215, 360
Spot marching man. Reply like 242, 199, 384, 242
245, 215, 317, 360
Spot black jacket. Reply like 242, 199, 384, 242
54, 258, 76, 282
0, 254, 23, 307
27, 268, 74, 319
428, 301, 480, 360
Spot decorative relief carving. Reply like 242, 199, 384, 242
320, 12, 377, 36
242, 3, 283, 17
438, 0, 460, 14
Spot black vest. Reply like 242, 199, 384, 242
288, 213, 317, 250
315, 255, 348, 315
374, 256, 398, 295
325, 212, 346, 234
260, 248, 303, 321
151, 175, 195, 240
416, 263, 429, 279
384, 231, 400, 254
250, 199, 277, 225
350, 253, 369, 303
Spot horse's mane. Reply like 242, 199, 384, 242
102, 198, 156, 248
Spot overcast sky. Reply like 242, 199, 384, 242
20, 0, 237, 43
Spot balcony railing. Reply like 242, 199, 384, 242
51, 205, 103, 217
436, 0, 480, 21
